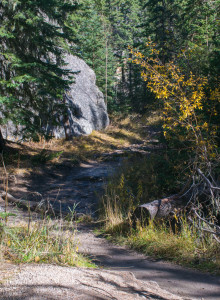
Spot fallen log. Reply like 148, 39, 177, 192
132, 185, 196, 227
0, 191, 71, 217
131, 181, 201, 233
132, 171, 220, 240
133, 195, 177, 221
0, 191, 43, 211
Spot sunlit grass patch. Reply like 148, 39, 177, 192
102, 200, 220, 274
126, 222, 220, 273
0, 220, 95, 268
4, 113, 155, 175
100, 155, 220, 274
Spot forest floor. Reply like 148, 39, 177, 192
0, 114, 220, 300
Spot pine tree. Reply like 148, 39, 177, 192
141, 0, 182, 62
0, 0, 78, 143
103, 0, 144, 110
69, 0, 116, 108
178, 0, 219, 78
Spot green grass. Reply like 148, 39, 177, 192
31, 149, 64, 164
0, 219, 95, 268
128, 222, 219, 273
102, 216, 220, 274
100, 156, 220, 275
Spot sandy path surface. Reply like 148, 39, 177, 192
76, 224, 220, 300
0, 263, 186, 300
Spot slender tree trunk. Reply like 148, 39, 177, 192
122, 64, 125, 84
0, 128, 5, 152
105, 38, 108, 107
129, 53, 133, 100
100, 8, 108, 108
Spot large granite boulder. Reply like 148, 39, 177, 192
54, 54, 109, 139
2, 55, 109, 140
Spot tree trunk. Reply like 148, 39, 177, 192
0, 128, 5, 152
129, 53, 133, 100
105, 38, 108, 107
132, 186, 194, 225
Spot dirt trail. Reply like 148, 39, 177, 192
76, 224, 220, 300
0, 263, 186, 300
1, 150, 220, 300
8, 159, 121, 217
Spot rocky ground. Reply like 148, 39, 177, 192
0, 263, 186, 300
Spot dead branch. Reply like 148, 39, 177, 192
197, 168, 219, 209
132, 169, 220, 237
0, 191, 44, 211
192, 209, 220, 230
188, 216, 220, 243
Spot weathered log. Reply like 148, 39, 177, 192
132, 186, 195, 227
0, 191, 43, 211
132, 195, 177, 226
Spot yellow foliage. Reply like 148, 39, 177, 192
130, 43, 219, 162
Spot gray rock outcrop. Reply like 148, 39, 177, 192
2, 54, 109, 140
54, 54, 109, 139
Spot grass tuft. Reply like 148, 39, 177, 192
127, 221, 220, 273
100, 157, 220, 275
0, 220, 95, 268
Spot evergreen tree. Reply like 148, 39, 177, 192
0, 0, 78, 142
178, 0, 219, 79
104, 0, 145, 111
70, 0, 116, 109
142, 0, 219, 75
141, 0, 182, 62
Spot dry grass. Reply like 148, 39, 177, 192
0, 218, 95, 268
3, 113, 161, 175
102, 192, 220, 274
100, 157, 220, 275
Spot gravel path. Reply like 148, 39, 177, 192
0, 263, 186, 300
76, 224, 220, 300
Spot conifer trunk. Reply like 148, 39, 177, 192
0, 128, 5, 152
105, 38, 108, 107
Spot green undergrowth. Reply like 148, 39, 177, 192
102, 220, 220, 275
100, 155, 220, 275
0, 218, 95, 268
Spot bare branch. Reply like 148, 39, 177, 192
197, 168, 219, 210
192, 209, 220, 230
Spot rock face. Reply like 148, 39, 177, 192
54, 54, 109, 139
2, 55, 109, 140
